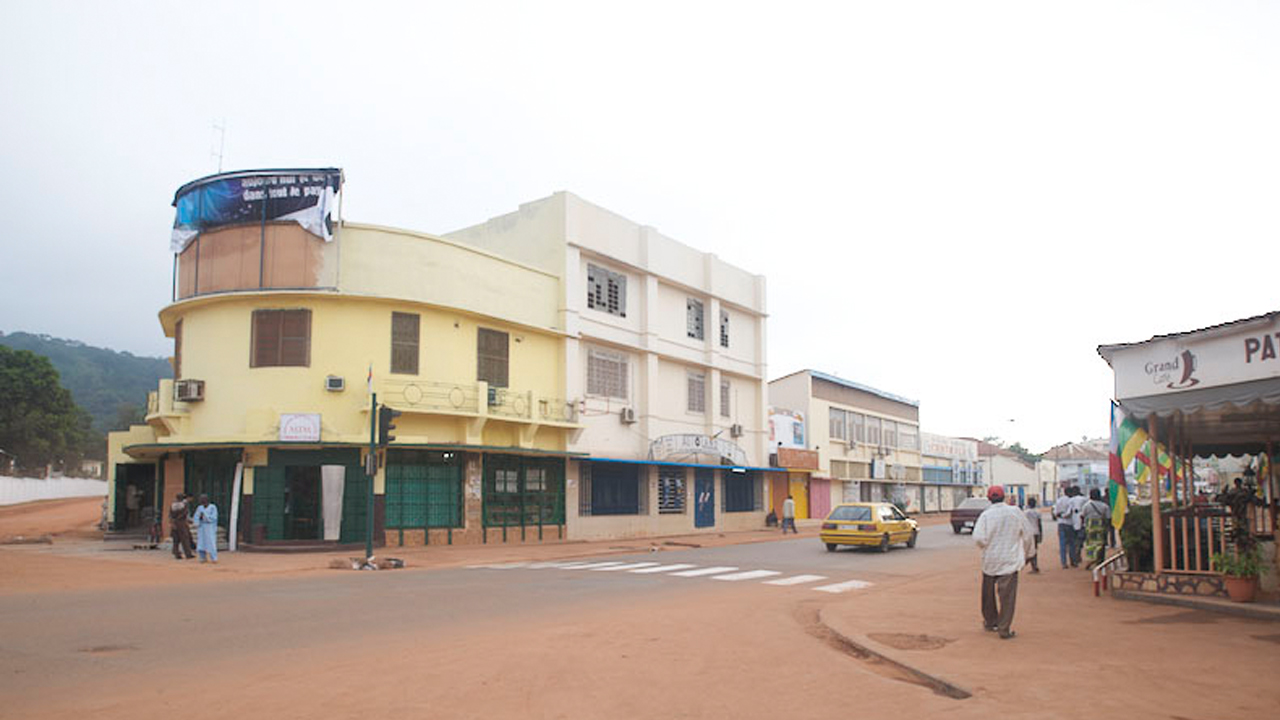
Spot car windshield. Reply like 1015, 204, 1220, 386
957, 498, 991, 510
828, 505, 872, 521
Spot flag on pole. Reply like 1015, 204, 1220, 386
367, 364, 373, 393
1108, 402, 1132, 530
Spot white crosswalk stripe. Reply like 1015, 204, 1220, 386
712, 570, 782, 581
669, 566, 739, 577
465, 559, 871, 594
763, 574, 828, 586
628, 563, 697, 574
812, 579, 873, 593
592, 562, 661, 572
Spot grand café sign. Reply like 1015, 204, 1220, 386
1104, 314, 1280, 400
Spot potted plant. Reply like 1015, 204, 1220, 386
1212, 547, 1262, 602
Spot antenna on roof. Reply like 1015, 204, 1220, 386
210, 120, 226, 172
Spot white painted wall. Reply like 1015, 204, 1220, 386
1, 477, 108, 506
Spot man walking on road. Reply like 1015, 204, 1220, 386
1051, 488, 1078, 568
781, 495, 797, 534
973, 485, 1035, 639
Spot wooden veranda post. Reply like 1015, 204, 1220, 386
1149, 414, 1163, 575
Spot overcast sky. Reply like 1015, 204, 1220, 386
1, 1, 1276, 452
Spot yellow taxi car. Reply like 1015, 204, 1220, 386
820, 502, 919, 552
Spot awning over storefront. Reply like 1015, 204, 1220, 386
584, 456, 778, 473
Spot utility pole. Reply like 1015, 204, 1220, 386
366, 392, 376, 561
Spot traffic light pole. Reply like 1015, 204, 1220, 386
366, 392, 376, 561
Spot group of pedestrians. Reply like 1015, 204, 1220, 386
973, 484, 1116, 640
1051, 486, 1111, 569
168, 493, 219, 563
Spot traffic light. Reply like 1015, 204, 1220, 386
377, 404, 401, 447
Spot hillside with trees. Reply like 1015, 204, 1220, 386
0, 332, 171, 445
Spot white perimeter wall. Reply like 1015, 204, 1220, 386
1, 477, 108, 506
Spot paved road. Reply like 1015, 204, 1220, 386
0, 522, 978, 719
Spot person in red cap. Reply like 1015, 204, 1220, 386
972, 485, 1036, 639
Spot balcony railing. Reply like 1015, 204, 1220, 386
376, 379, 577, 424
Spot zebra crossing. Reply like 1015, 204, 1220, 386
466, 559, 874, 594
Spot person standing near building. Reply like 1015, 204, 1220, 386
125, 482, 141, 527
169, 493, 195, 560
1051, 488, 1077, 569
193, 494, 218, 564
1079, 489, 1111, 568
1067, 486, 1088, 567
781, 495, 797, 534
1023, 497, 1042, 573
973, 486, 1035, 639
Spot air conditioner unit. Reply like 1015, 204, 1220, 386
620, 407, 637, 424
488, 387, 506, 407
325, 375, 345, 392
174, 379, 205, 402
730, 423, 744, 438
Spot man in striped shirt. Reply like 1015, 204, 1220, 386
973, 486, 1036, 639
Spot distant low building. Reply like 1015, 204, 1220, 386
974, 440, 1038, 505
1042, 440, 1109, 495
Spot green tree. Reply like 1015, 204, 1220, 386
0, 346, 93, 471
1007, 442, 1041, 465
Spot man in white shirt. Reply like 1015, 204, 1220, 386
1051, 488, 1077, 569
781, 495, 797, 534
1067, 486, 1089, 567
973, 485, 1036, 639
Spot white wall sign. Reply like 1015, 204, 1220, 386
920, 433, 978, 461
1107, 315, 1280, 399
279, 413, 322, 442
650, 434, 748, 466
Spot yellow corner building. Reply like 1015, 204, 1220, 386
107, 169, 581, 549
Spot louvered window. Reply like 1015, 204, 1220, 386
391, 312, 419, 375
720, 379, 731, 418
251, 309, 310, 367
686, 298, 704, 339
586, 264, 627, 317
719, 309, 729, 348
477, 328, 509, 388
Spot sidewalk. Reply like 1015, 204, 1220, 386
818, 525, 1280, 718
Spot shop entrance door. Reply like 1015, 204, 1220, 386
694, 469, 715, 528
285, 466, 322, 540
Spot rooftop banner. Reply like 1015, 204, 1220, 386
170, 168, 342, 252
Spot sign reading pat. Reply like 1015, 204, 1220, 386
279, 413, 322, 442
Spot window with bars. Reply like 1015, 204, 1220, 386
477, 328, 509, 388
587, 347, 629, 399
883, 421, 898, 449
686, 298, 704, 340
719, 309, 729, 348
483, 456, 565, 527
581, 462, 641, 516
829, 408, 846, 442
724, 471, 757, 512
384, 451, 463, 529
391, 312, 419, 375
720, 379, 731, 418
251, 309, 311, 367
899, 424, 918, 451
850, 412, 865, 444
658, 467, 686, 514
866, 416, 882, 446
586, 264, 627, 317
687, 371, 706, 413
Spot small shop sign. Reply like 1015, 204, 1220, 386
650, 434, 748, 466
279, 413, 322, 442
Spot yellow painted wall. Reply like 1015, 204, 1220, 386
155, 293, 568, 451
105, 424, 158, 524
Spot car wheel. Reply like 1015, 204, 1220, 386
952, 524, 962, 534
878, 534, 890, 553
825, 543, 837, 552
907, 530, 918, 548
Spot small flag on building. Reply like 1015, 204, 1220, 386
367, 364, 373, 393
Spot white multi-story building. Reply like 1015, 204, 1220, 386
1042, 440, 1108, 496
975, 440, 1038, 505
447, 192, 771, 538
